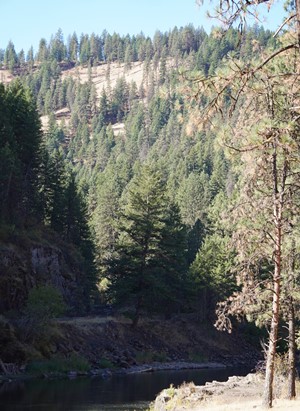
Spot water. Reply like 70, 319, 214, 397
0, 367, 251, 411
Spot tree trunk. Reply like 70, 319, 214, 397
132, 297, 142, 328
296, 0, 300, 49
262, 257, 281, 408
262, 144, 282, 408
287, 299, 296, 400
287, 238, 296, 400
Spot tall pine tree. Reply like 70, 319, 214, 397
107, 164, 187, 326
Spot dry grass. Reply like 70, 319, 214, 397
198, 398, 300, 410
61, 61, 145, 97
192, 379, 300, 411
0, 70, 14, 83
155, 375, 300, 411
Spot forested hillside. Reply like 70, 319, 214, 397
3, 21, 296, 381
0, 24, 278, 320
2, 0, 300, 407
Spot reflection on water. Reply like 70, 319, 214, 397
0, 366, 251, 411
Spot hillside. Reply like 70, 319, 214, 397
0, 61, 144, 128
1, 25, 296, 397
61, 61, 145, 95
0, 24, 280, 325
1, 311, 261, 374
43, 58, 178, 130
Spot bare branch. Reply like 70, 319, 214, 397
273, 14, 297, 38
253, 44, 299, 74
223, 141, 260, 152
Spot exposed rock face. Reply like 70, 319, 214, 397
30, 245, 80, 306
0, 245, 31, 311
0, 240, 85, 313
31, 246, 63, 284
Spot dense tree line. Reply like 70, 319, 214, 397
1, 2, 299, 408
0, 25, 277, 119
0, 80, 96, 310
0, 24, 276, 71
0, 23, 279, 324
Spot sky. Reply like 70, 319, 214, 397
1, 0, 285, 53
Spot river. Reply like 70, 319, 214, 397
0, 366, 251, 411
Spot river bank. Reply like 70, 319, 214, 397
119, 361, 227, 374
152, 373, 300, 411
0, 359, 238, 382
1, 313, 261, 382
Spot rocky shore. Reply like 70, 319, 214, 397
152, 373, 300, 411
1, 313, 261, 382
0, 360, 233, 381
119, 361, 227, 374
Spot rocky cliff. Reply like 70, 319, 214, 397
0, 231, 87, 314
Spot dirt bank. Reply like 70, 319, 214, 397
1, 314, 262, 378
50, 314, 262, 370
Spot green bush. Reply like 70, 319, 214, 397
27, 354, 90, 376
20, 285, 66, 344
153, 351, 167, 362
25, 285, 66, 323
188, 352, 208, 363
97, 357, 114, 368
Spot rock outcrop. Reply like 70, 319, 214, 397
0, 235, 86, 313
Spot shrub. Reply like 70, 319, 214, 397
27, 354, 90, 376
188, 352, 207, 363
25, 285, 66, 324
20, 285, 66, 343
97, 358, 114, 368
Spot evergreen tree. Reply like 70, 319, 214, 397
4, 41, 18, 72
190, 233, 236, 321
111, 77, 129, 122
37, 38, 49, 62
67, 32, 79, 62
50, 28, 66, 62
0, 81, 42, 225
64, 174, 97, 307
107, 164, 187, 326
79, 34, 90, 65
26, 46, 34, 68
18, 49, 25, 67
47, 151, 67, 233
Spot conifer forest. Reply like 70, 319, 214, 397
1, 1, 300, 408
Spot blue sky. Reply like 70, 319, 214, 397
1, 0, 284, 53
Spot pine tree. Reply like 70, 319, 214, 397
0, 81, 42, 225
50, 28, 66, 62
192, 2, 300, 406
190, 233, 236, 320
47, 151, 67, 233
212, 55, 300, 408
67, 32, 79, 62
64, 175, 97, 307
107, 164, 187, 326
37, 38, 49, 62
4, 41, 18, 72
